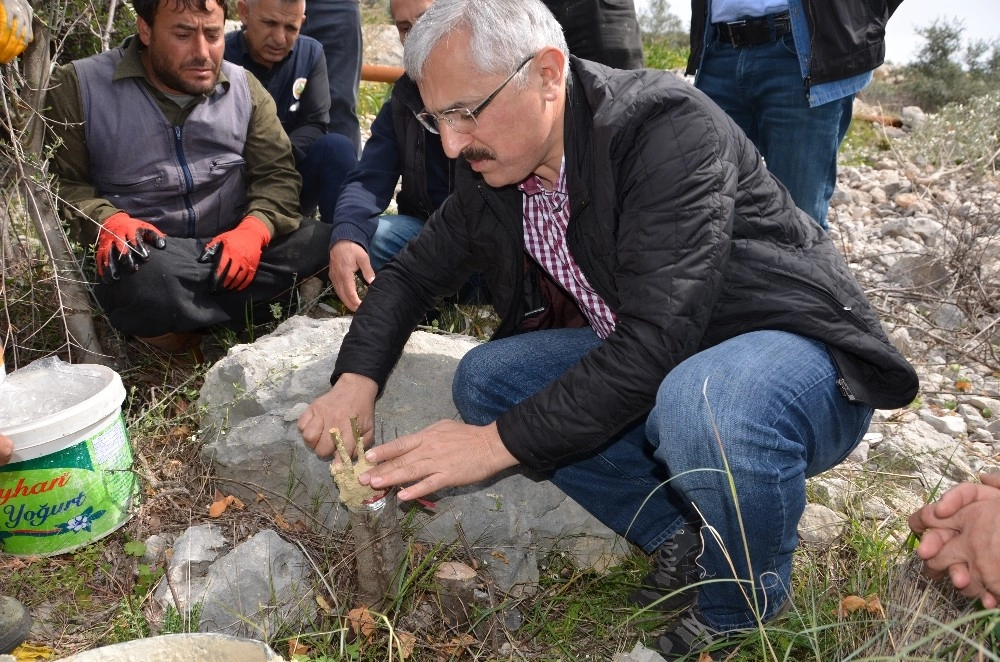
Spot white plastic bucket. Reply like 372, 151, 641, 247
0, 360, 135, 556
56, 633, 284, 662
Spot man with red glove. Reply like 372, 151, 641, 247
46, 0, 329, 353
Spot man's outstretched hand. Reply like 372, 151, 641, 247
357, 419, 518, 502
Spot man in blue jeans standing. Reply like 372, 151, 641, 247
302, 0, 363, 154
687, 0, 902, 230
226, 0, 358, 226
298, 0, 918, 657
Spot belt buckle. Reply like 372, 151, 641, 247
724, 20, 749, 47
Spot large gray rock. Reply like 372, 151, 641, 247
154, 525, 313, 638
198, 316, 624, 592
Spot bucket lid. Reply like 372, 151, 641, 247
0, 363, 126, 452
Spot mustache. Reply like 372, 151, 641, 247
461, 147, 496, 162
182, 58, 214, 68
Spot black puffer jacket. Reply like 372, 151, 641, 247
333, 57, 918, 471
687, 0, 903, 87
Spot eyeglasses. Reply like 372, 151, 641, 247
415, 54, 535, 135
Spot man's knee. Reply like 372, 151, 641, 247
452, 345, 493, 421
310, 133, 358, 170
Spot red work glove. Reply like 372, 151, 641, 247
95, 211, 167, 282
198, 215, 271, 292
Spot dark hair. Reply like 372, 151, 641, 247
131, 0, 230, 26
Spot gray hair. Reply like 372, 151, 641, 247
403, 0, 568, 86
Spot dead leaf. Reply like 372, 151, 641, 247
13, 643, 54, 660
274, 512, 291, 530
348, 606, 376, 639
491, 550, 510, 564
147, 514, 162, 532
955, 378, 972, 392
316, 593, 332, 614
836, 594, 868, 618
0, 557, 28, 571
394, 630, 416, 659
864, 593, 885, 618
287, 637, 310, 658
442, 634, 477, 656
208, 493, 228, 517
208, 493, 245, 517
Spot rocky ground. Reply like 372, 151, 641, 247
804, 145, 1000, 541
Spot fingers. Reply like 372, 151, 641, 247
980, 471, 1000, 490
198, 241, 220, 264
100, 249, 121, 283
211, 252, 252, 291
933, 482, 987, 519
0, 434, 12, 465
916, 527, 954, 562
331, 268, 362, 312
96, 234, 128, 278
908, 503, 933, 535
298, 376, 379, 461
359, 260, 375, 286
947, 562, 972, 592
139, 227, 167, 250
297, 406, 336, 458
227, 263, 254, 291
358, 421, 517, 503
329, 241, 371, 312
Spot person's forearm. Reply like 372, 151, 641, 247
244, 78, 303, 235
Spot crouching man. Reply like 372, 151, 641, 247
47, 0, 329, 352
298, 0, 918, 657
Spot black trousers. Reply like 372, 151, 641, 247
542, 0, 644, 69
94, 219, 330, 337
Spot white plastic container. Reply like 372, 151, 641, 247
0, 359, 135, 556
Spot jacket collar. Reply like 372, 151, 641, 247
563, 56, 593, 216
393, 73, 425, 114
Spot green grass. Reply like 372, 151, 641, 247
642, 38, 689, 71
358, 82, 394, 119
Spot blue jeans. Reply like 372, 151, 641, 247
369, 214, 489, 304
368, 214, 425, 271
299, 133, 357, 225
452, 328, 872, 630
695, 31, 853, 230
302, 0, 362, 153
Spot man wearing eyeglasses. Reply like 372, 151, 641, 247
298, 0, 917, 657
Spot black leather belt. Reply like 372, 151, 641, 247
715, 11, 792, 47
